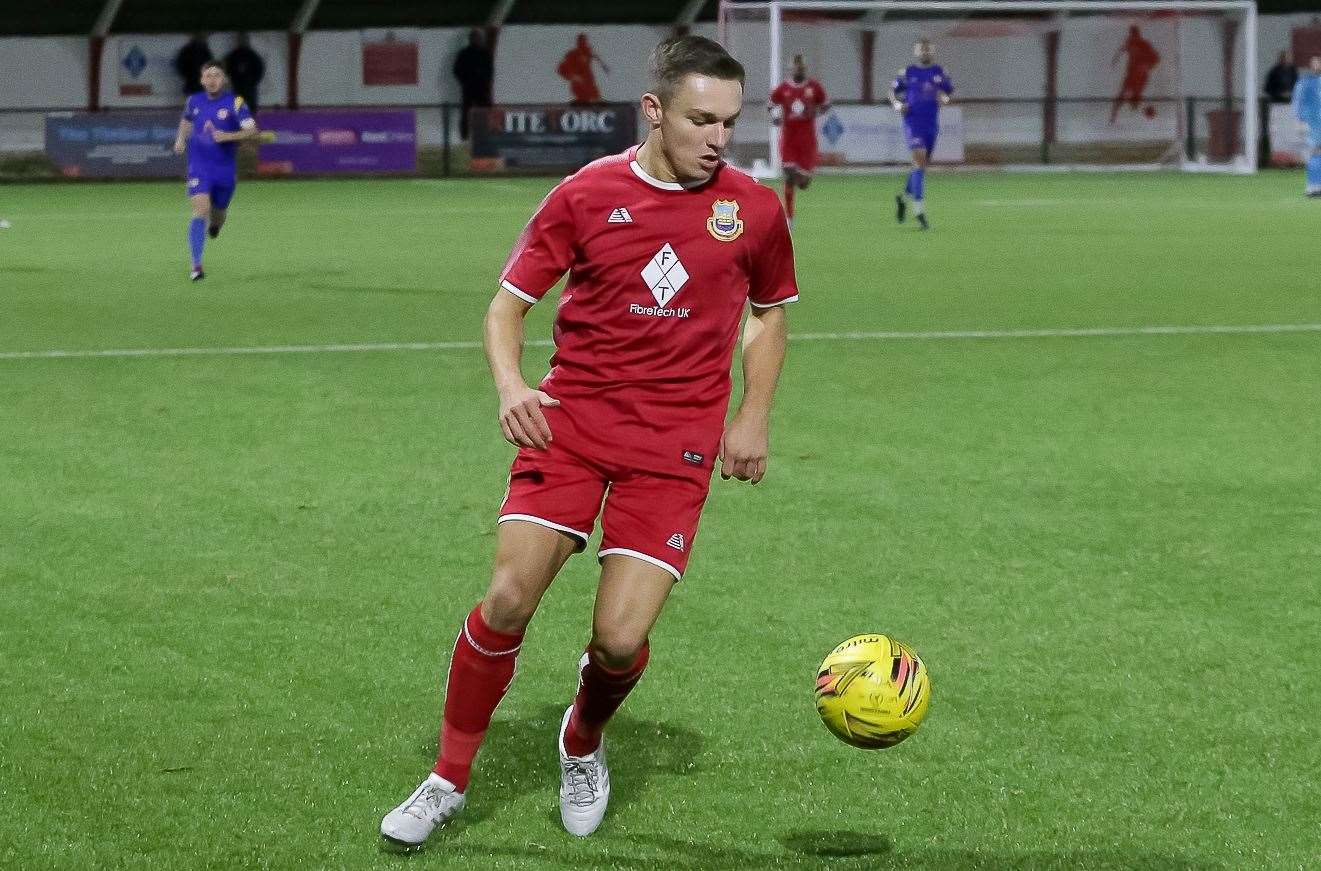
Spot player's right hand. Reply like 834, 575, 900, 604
498, 385, 560, 450
172, 140, 185, 155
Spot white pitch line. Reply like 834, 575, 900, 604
1, 323, 1319, 362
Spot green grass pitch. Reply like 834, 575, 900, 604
1, 172, 1318, 869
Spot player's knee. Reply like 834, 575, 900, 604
588, 630, 647, 669
481, 570, 539, 633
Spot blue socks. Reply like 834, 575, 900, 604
904, 169, 926, 202
188, 216, 206, 268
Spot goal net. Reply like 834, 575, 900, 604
718, 0, 1257, 174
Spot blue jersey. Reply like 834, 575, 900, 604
1294, 73, 1321, 131
182, 91, 253, 181
893, 64, 954, 123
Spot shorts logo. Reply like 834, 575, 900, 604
666, 533, 685, 551
706, 199, 743, 242
188, 178, 201, 188
681, 450, 704, 466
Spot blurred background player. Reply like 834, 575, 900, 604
173, 61, 260, 281
558, 32, 610, 104
1109, 25, 1161, 124
890, 39, 953, 231
768, 54, 830, 229
1293, 55, 1321, 198
380, 33, 798, 850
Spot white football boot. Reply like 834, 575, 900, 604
380, 772, 465, 850
558, 658, 611, 837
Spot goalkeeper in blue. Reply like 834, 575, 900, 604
172, 61, 261, 281
1294, 55, 1321, 198
889, 38, 953, 231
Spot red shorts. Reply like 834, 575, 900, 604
779, 128, 819, 173
497, 438, 711, 581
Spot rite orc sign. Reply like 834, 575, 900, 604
470, 104, 636, 172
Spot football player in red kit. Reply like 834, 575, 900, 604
380, 34, 799, 849
769, 53, 830, 228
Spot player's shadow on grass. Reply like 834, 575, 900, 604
777, 835, 1225, 871
780, 829, 893, 859
436, 832, 871, 869
420, 704, 705, 829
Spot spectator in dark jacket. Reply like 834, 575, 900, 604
225, 33, 267, 114
175, 34, 214, 96
452, 29, 495, 141
1265, 51, 1298, 103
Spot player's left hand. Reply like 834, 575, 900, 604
719, 414, 769, 484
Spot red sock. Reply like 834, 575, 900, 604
432, 603, 523, 791
784, 182, 796, 220
563, 644, 650, 757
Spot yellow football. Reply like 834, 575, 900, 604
814, 634, 930, 749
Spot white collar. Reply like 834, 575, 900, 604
629, 146, 708, 191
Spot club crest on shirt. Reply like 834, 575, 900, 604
217, 108, 230, 120
706, 199, 744, 242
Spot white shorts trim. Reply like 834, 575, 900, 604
500, 280, 538, 305
750, 294, 800, 309
598, 547, 682, 582
498, 513, 590, 543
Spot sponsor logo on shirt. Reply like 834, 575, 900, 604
640, 243, 688, 307
706, 199, 744, 242
682, 450, 705, 466
629, 303, 690, 318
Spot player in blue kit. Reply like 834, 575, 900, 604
172, 61, 261, 281
889, 39, 953, 231
1293, 55, 1321, 198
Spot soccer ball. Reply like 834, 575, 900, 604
814, 634, 930, 749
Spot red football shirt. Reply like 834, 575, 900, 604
770, 79, 830, 137
499, 146, 799, 478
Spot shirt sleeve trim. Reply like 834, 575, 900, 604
749, 294, 799, 309
501, 279, 538, 305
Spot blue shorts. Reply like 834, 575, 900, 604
903, 119, 939, 154
186, 173, 237, 209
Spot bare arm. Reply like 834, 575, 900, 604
484, 289, 560, 450
173, 119, 192, 155
720, 304, 788, 484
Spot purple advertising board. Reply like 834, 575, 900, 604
256, 110, 416, 175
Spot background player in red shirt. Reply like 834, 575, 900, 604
769, 54, 830, 228
1109, 25, 1161, 123
381, 34, 798, 850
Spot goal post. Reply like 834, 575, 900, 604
718, 0, 1258, 174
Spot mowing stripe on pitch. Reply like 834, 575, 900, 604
2, 323, 1320, 362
